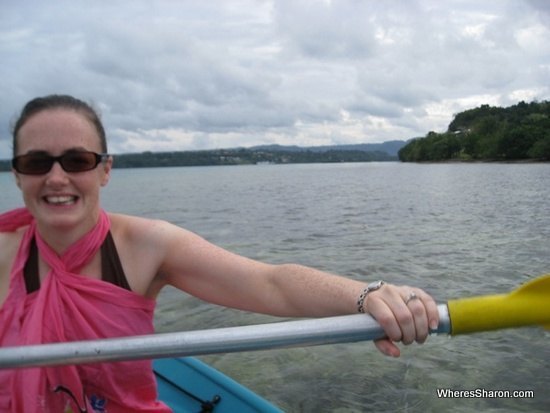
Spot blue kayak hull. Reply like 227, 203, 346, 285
154, 357, 283, 412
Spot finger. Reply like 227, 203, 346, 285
404, 288, 439, 342
366, 290, 406, 343
410, 288, 440, 332
394, 301, 416, 345
367, 285, 433, 345
405, 296, 428, 343
367, 285, 420, 344
389, 289, 421, 345
374, 338, 401, 358
420, 291, 440, 330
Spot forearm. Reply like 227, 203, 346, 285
265, 263, 366, 317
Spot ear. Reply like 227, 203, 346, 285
100, 156, 113, 187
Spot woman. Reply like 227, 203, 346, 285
0, 95, 439, 412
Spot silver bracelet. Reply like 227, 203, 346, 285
357, 280, 385, 313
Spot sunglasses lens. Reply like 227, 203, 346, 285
61, 152, 98, 172
13, 151, 104, 174
13, 155, 53, 174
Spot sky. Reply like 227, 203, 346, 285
1, 0, 549, 159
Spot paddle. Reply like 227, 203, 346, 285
448, 273, 550, 334
0, 274, 548, 369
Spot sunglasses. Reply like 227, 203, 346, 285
12, 151, 110, 175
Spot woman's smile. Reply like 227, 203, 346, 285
43, 194, 79, 206
14, 109, 112, 246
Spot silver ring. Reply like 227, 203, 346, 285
405, 292, 419, 305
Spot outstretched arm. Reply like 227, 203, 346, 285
144, 219, 439, 357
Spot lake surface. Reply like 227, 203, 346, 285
1, 162, 549, 412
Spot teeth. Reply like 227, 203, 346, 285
45, 196, 76, 205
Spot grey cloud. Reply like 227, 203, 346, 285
274, 0, 379, 60
0, 0, 549, 159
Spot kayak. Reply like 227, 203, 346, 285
154, 357, 283, 412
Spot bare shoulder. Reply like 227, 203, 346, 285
108, 213, 159, 237
106, 213, 199, 297
108, 213, 196, 248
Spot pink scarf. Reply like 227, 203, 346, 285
0, 208, 171, 412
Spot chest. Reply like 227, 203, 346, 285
35, 253, 103, 282
24, 232, 129, 294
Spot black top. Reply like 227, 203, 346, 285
24, 231, 131, 293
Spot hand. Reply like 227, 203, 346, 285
364, 283, 439, 357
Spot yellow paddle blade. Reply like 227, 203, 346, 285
447, 274, 550, 335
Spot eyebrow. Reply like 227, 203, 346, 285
21, 147, 91, 156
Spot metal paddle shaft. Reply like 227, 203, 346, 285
1, 274, 548, 369
0, 305, 451, 369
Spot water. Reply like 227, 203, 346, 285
1, 162, 549, 412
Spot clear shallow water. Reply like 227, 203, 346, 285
1, 162, 549, 412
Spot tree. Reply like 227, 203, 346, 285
399, 100, 549, 162
528, 136, 550, 160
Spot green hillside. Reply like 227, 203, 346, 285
399, 101, 550, 162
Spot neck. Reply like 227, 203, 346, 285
35, 211, 101, 255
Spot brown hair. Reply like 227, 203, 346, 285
12, 95, 107, 156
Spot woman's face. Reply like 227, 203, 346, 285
13, 109, 112, 235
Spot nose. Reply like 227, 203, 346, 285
45, 160, 70, 186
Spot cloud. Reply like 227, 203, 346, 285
274, 0, 379, 60
1, 0, 549, 159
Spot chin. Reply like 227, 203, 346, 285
34, 206, 96, 232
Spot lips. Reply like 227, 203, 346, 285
44, 195, 78, 206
